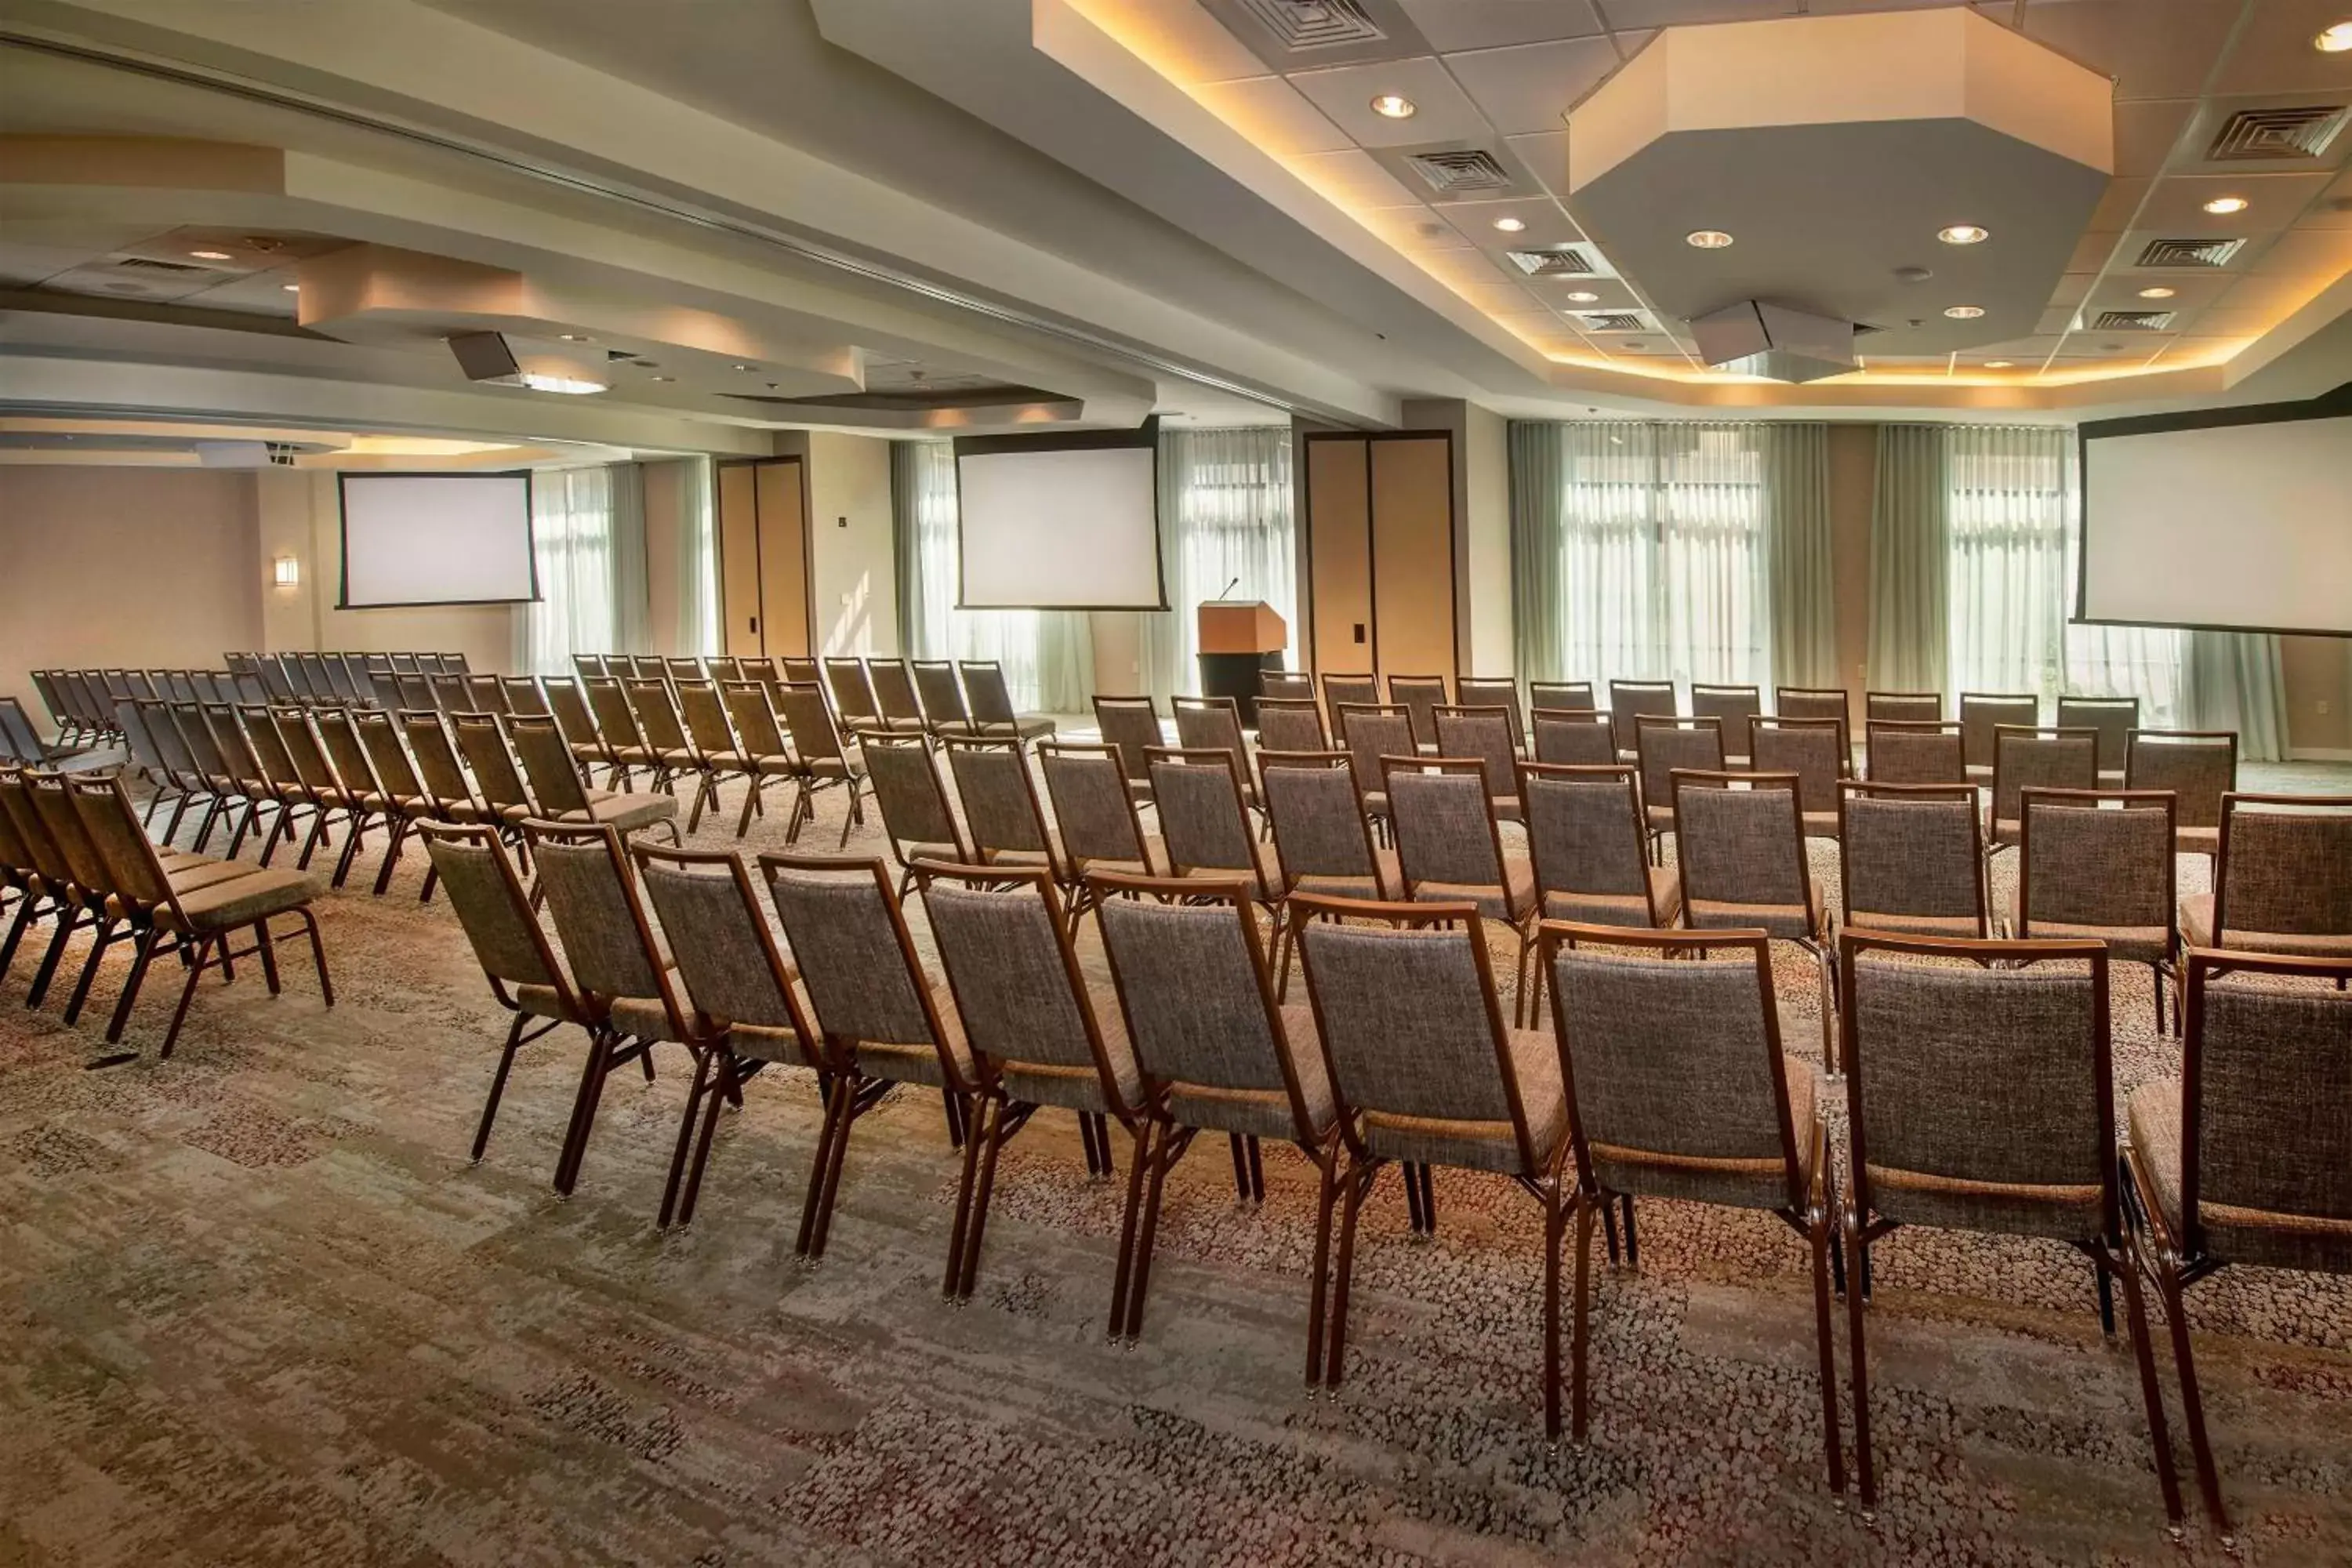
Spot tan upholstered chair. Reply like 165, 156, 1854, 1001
1531, 708, 1616, 767
1530, 680, 1595, 713
1037, 742, 1166, 897
1090, 695, 1163, 802
1986, 724, 2099, 851
505, 712, 680, 843
823, 657, 884, 731
959, 660, 1056, 742
1865, 689, 1943, 725
1290, 893, 1572, 1429
1865, 720, 1966, 785
859, 731, 973, 895
539, 677, 612, 785
1146, 746, 1283, 909
448, 711, 537, 837
2015, 788, 2180, 1029
914, 660, 982, 738
1608, 680, 1678, 760
350, 708, 448, 897
2124, 949, 2352, 1540
943, 735, 1074, 900
623, 676, 710, 811
1381, 757, 1541, 1022
1252, 697, 1327, 753
1960, 691, 2039, 779
1333, 703, 1414, 834
1748, 716, 1850, 840
1775, 687, 1851, 725
675, 679, 753, 829
716, 678, 801, 834
1456, 677, 1525, 756
1541, 924, 1844, 1486
2178, 793, 2352, 958
2056, 695, 2138, 784
1837, 782, 1987, 940
1434, 706, 1523, 822
1673, 771, 1835, 1070
1837, 931, 2182, 1529
1691, 684, 1763, 766
1635, 716, 1725, 858
583, 675, 658, 789
867, 660, 931, 735
2125, 729, 2237, 862
774, 681, 869, 846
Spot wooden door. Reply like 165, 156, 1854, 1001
715, 458, 811, 657
717, 463, 763, 656
1306, 435, 1372, 677
1369, 435, 1455, 684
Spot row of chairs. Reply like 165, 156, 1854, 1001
571, 653, 1056, 747
423, 816, 2347, 1537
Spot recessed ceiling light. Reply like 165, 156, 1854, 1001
1369, 93, 1416, 119
1936, 224, 1990, 245
1492, 216, 1526, 233
189, 249, 232, 261
1685, 229, 1733, 249
651, 375, 676, 383
1564, 290, 1599, 303
1984, 360, 2013, 368
2139, 286, 2177, 299
2315, 20, 2352, 51
517, 372, 607, 395
282, 283, 299, 292
2202, 195, 2249, 215
732, 363, 756, 371
557, 332, 592, 342
1944, 304, 1985, 319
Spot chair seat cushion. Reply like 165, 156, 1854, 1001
1845, 909, 1984, 940
1542, 866, 1682, 928
851, 985, 975, 1090
1363, 1026, 1567, 1175
1686, 876, 1826, 942
2178, 893, 2352, 957
1801, 810, 1840, 840
2010, 890, 2173, 964
998, 996, 1142, 1114
1174, 840, 1283, 901
513, 982, 586, 1024
1293, 848, 1405, 902
1588, 1049, 1819, 1211
2127, 1079, 2351, 1273
160, 865, 321, 932
606, 992, 683, 1044
1412, 858, 1538, 924
564, 790, 678, 832
1073, 834, 1171, 880
1166, 1003, 1336, 1143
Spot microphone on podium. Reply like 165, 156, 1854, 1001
1218, 575, 1241, 599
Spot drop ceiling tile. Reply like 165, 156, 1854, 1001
2190, 305, 2288, 336
1503, 130, 1572, 196
2088, 178, 2153, 230
1436, 194, 1587, 248
0, 241, 107, 285
2249, 225, 2352, 276
1284, 56, 1490, 146
1540, 278, 1644, 310
1446, 278, 1552, 315
2067, 230, 2123, 270
2209, 0, 2352, 96
1601, 0, 1798, 27
2131, 172, 2338, 231
2038, 303, 2088, 334
1444, 36, 1633, 134
2111, 99, 2198, 178
1192, 75, 1355, 155
1283, 148, 1424, 208
1396, 0, 1604, 51
1110, 2, 1271, 84
1351, 204, 1475, 252
2045, 271, 2102, 308
2084, 271, 2233, 311
1999, 2, 2245, 103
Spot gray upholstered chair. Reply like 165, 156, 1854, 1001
282, 706, 388, 888
633, 843, 822, 1231
868, 660, 932, 735
448, 711, 538, 848
2015, 788, 2180, 1030
1259, 670, 1316, 702
1836, 782, 1987, 941
506, 712, 680, 843
1319, 671, 1379, 718
1092, 873, 1341, 1348
943, 735, 1073, 898
717, 678, 801, 834
2179, 793, 2352, 958
1434, 706, 1523, 822
1258, 751, 1399, 996
1037, 741, 1167, 926
1289, 892, 1572, 1429
822, 657, 883, 731
1541, 923, 1844, 1485
1673, 771, 1835, 1069
1386, 674, 1450, 753
1253, 697, 1327, 753
583, 675, 657, 789
1690, 684, 1763, 766
1531, 708, 1616, 768
1456, 677, 1525, 755
1747, 716, 1849, 840
1334, 703, 1415, 834
1520, 762, 1681, 932
913, 660, 982, 738
775, 681, 869, 847
1607, 680, 1678, 760
2124, 949, 2352, 1539
2125, 729, 2237, 862
1987, 724, 2099, 851
1635, 716, 1725, 857
1380, 757, 1541, 1023
1837, 929, 2182, 1529
1775, 687, 1851, 725
1960, 691, 2040, 780
351, 708, 447, 897
675, 680, 753, 829
1530, 680, 1595, 713
1145, 746, 1283, 906
1091, 695, 1163, 801
1865, 690, 1943, 725
918, 862, 1142, 1299
855, 731, 972, 895
1865, 720, 1966, 786
540, 677, 612, 784
2056, 695, 2138, 784
623, 677, 709, 808
958, 660, 1056, 742
1173, 696, 1256, 804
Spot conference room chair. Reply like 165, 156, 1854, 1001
943, 735, 1075, 896
122, 670, 162, 704
267, 704, 368, 877
1960, 692, 2040, 781
27, 673, 76, 746
1836, 930, 2181, 1530
387, 652, 424, 679
2056, 695, 2139, 784
843, 731, 969, 896
1530, 681, 1595, 713
673, 680, 756, 833
499, 676, 548, 717
537, 677, 611, 784
658, 655, 702, 686
583, 676, 659, 790
713, 678, 802, 835
1319, 672, 1379, 721
780, 656, 822, 688
1519, 762, 1681, 938
774, 681, 869, 848
63, 672, 119, 740
571, 653, 607, 683
2123, 948, 2352, 1539
0, 697, 92, 769
1541, 924, 1844, 1481
0, 772, 42, 990
1387, 674, 1450, 754
1433, 706, 1522, 822
0, 766, 92, 1007
1747, 715, 1850, 842
1530, 708, 1616, 768
1259, 670, 1316, 703
1864, 689, 1944, 726
439, 653, 474, 677
305, 707, 405, 893
201, 702, 288, 860
427, 673, 474, 713
1258, 751, 1399, 996
913, 660, 983, 738
868, 660, 932, 735
1173, 695, 1258, 807
1290, 893, 1571, 1425
631, 843, 822, 1229
1091, 695, 1164, 801
1146, 746, 1284, 919
159, 700, 230, 851
1635, 716, 1725, 860
1334, 703, 1415, 838
622, 676, 705, 806
704, 655, 743, 684
621, 655, 662, 681
1690, 684, 1764, 766
1674, 770, 1837, 1071
1865, 720, 1966, 785
2014, 788, 2180, 1030
1987, 724, 2100, 852
448, 712, 540, 844
460, 674, 510, 717
1036, 742, 1166, 900
389, 672, 437, 712
264, 654, 308, 702
959, 660, 1056, 742
2177, 793, 2352, 959
15, 767, 138, 1024
501, 711, 679, 848
1606, 681, 1679, 762
350, 708, 450, 898
402, 709, 494, 858
822, 657, 884, 733
918, 862, 1142, 1299
1774, 687, 1851, 726
1252, 696, 1327, 753
1454, 678, 1524, 753
1836, 782, 1987, 940
2125, 729, 2238, 862
115, 701, 188, 830
1091, 873, 1341, 1348
244, 704, 338, 867
1380, 757, 1541, 1023
519, 819, 708, 1203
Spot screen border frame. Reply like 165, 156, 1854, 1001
949, 418, 1171, 613
336, 469, 542, 611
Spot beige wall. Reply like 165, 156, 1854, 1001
641, 458, 693, 657
1824, 423, 1878, 727
0, 466, 263, 720
2281, 635, 2351, 755
804, 432, 899, 658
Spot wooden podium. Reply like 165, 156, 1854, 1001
1196, 600, 1287, 723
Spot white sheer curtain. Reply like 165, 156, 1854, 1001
674, 456, 719, 657
1519, 421, 1770, 692
1144, 425, 1295, 701
1947, 425, 2184, 723
525, 466, 619, 676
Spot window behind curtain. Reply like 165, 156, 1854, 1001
900, 440, 1059, 712
1154, 426, 1294, 699
526, 466, 616, 676
1947, 425, 2183, 723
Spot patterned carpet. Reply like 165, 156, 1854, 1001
2, 750, 2347, 1566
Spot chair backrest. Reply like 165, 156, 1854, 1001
1530, 680, 1595, 713
1867, 720, 1966, 785
311, 706, 383, 802
633, 844, 813, 1059
912, 660, 971, 725
1866, 690, 1944, 724
1381, 758, 1507, 893
1253, 697, 1327, 753
23, 767, 115, 899
2174, 949, 2352, 1265
429, 673, 474, 713
760, 852, 960, 1080
676, 680, 739, 758
1293, 895, 1541, 1169
2214, 794, 2352, 941
1091, 695, 1163, 785
2017, 789, 2175, 938
1990, 725, 2099, 826
521, 820, 686, 1035
111, 699, 162, 775
2055, 695, 2138, 776
958, 661, 1022, 727
1636, 717, 1725, 818
706, 655, 743, 684
1433, 706, 1519, 805
255, 655, 298, 702
0, 698, 48, 762
1675, 771, 1809, 911
1387, 674, 1450, 750
450, 713, 535, 815
1774, 687, 1850, 724
1522, 763, 1653, 915
624, 677, 691, 754
1319, 672, 1379, 716
1172, 696, 1250, 767
2125, 730, 2237, 830
662, 655, 703, 684
920, 864, 1127, 1104
869, 660, 925, 725
1747, 717, 1848, 817
463, 674, 510, 716
1690, 684, 1762, 739
0, 767, 74, 889
1457, 677, 1523, 753
719, 679, 789, 759
503, 713, 591, 816
860, 732, 969, 863
419, 820, 575, 1006
1531, 708, 1616, 767
136, 698, 197, 776
1841, 931, 2115, 1242
1037, 742, 1149, 868
1258, 750, 1377, 886
60, 772, 180, 909
400, 710, 474, 808
1545, 927, 1805, 1210
1837, 782, 1986, 934
1961, 692, 2040, 768
171, 701, 226, 776
583, 677, 644, 750
201, 702, 262, 784
500, 676, 548, 716
1608, 680, 1679, 756
944, 738, 1059, 875
353, 708, 424, 798
1334, 704, 1415, 799
1146, 746, 1265, 893
775, 681, 848, 765
1259, 670, 1316, 702
271, 705, 339, 796
538, 677, 600, 754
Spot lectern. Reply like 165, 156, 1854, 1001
1196, 600, 1287, 724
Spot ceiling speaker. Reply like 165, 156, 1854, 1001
448, 331, 522, 383
1690, 300, 1857, 383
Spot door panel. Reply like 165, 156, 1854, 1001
1370, 435, 1455, 684
1307, 436, 1372, 679
717, 463, 763, 657
754, 459, 811, 658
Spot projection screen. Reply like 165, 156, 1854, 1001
954, 428, 1166, 610
2078, 388, 2352, 636
339, 472, 539, 608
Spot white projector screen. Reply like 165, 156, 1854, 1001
339, 472, 539, 608
2080, 397, 2352, 636
955, 438, 1165, 609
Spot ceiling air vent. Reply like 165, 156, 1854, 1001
113, 256, 217, 274
2136, 237, 2245, 269
1404, 149, 1512, 195
2205, 104, 2348, 161
1577, 312, 1646, 333
1233, 0, 1384, 50
1506, 247, 1595, 277
2091, 310, 2175, 331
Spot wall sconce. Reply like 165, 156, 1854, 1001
273, 555, 301, 589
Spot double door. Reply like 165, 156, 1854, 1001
717, 456, 811, 658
